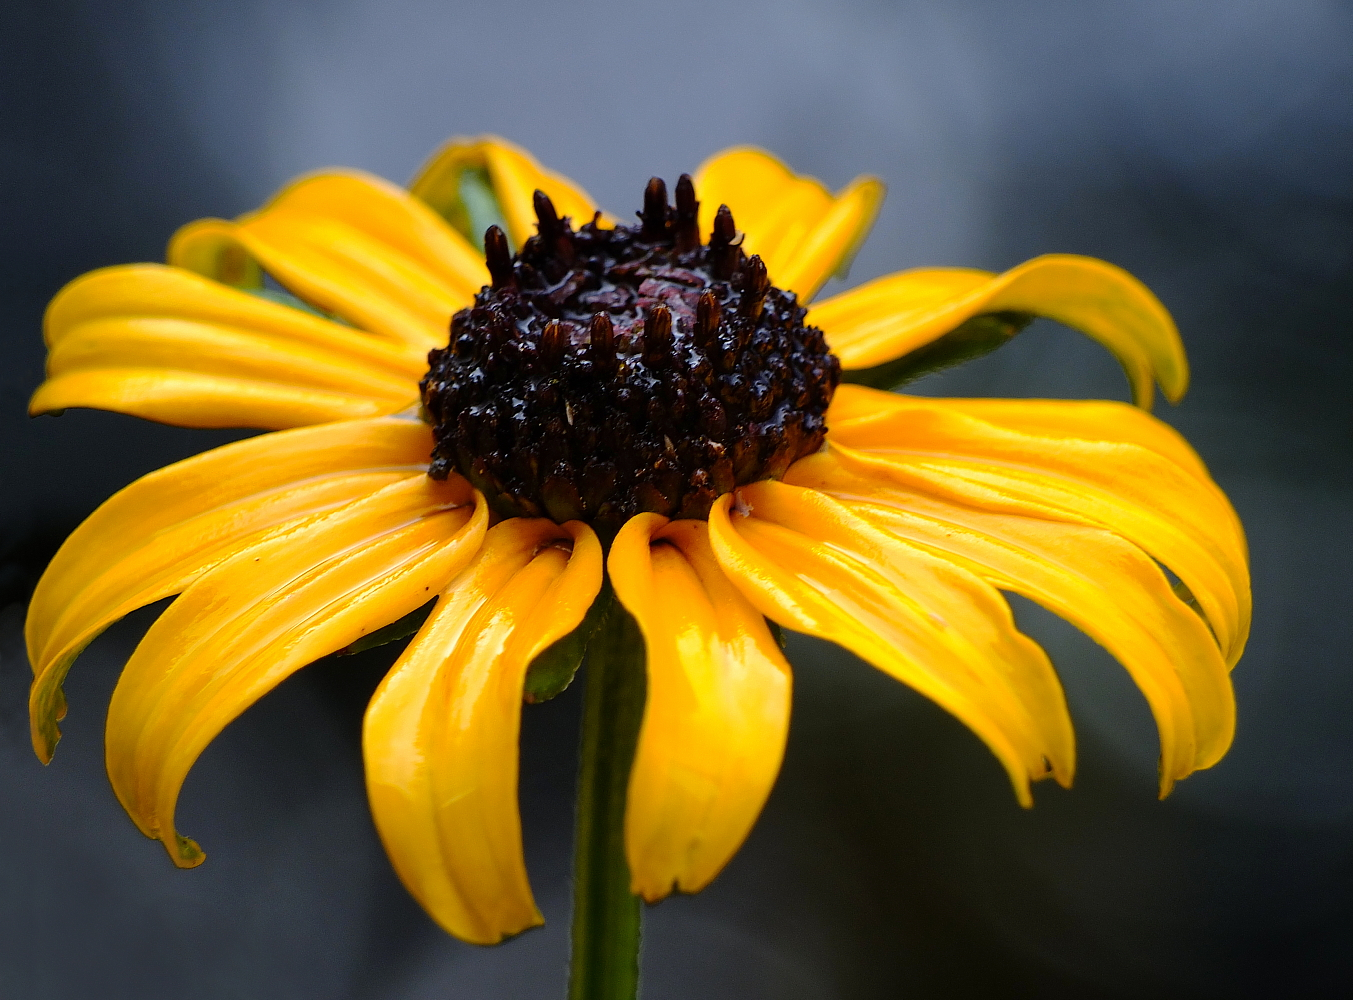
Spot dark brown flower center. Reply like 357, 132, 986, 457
420, 175, 839, 537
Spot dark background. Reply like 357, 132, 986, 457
2, 1, 1351, 997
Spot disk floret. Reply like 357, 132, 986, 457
420, 174, 840, 535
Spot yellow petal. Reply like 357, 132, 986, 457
609, 515, 791, 901
26, 417, 433, 762
772, 176, 887, 303
409, 135, 613, 250
787, 452, 1235, 792
809, 255, 1186, 408
33, 264, 426, 427
170, 171, 488, 350
693, 147, 885, 302
914, 395, 1214, 485
830, 389, 1242, 555
45, 317, 417, 403
708, 484, 1073, 806
364, 518, 602, 943
102, 475, 487, 866
826, 386, 1251, 666
44, 265, 425, 379
30, 368, 399, 428
257, 171, 488, 291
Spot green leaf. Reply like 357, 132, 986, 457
840, 311, 1035, 391
335, 599, 435, 657
523, 589, 610, 704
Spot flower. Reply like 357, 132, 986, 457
26, 137, 1249, 946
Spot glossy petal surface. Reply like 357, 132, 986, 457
787, 452, 1235, 792
31, 265, 424, 427
693, 147, 884, 302
709, 484, 1073, 805
170, 170, 487, 350
826, 386, 1251, 667
103, 476, 486, 866
364, 518, 601, 943
810, 255, 1187, 407
610, 515, 791, 900
409, 135, 611, 250
26, 417, 433, 762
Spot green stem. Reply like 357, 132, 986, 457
569, 586, 646, 1000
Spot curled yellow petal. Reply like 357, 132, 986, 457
103, 475, 487, 867
916, 395, 1215, 485
257, 172, 487, 292
773, 175, 887, 302
826, 386, 1251, 666
31, 264, 425, 427
170, 171, 487, 350
30, 368, 400, 429
708, 483, 1073, 806
409, 135, 613, 250
26, 417, 432, 763
787, 451, 1235, 792
43, 265, 424, 379
694, 147, 885, 302
810, 254, 1186, 408
609, 515, 791, 901
364, 518, 602, 943
45, 317, 417, 403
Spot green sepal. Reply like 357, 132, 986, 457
248, 286, 329, 318
451, 167, 512, 251
336, 599, 435, 657
524, 588, 611, 704
840, 311, 1034, 391
245, 285, 354, 327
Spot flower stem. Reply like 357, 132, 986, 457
569, 586, 646, 1000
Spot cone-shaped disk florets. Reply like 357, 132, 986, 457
420, 175, 840, 536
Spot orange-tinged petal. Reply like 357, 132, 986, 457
708, 484, 1073, 806
364, 518, 602, 943
694, 147, 885, 303
825, 386, 1250, 666
101, 475, 487, 867
170, 171, 488, 350
609, 515, 791, 901
810, 255, 1186, 408
787, 452, 1235, 791
409, 135, 613, 250
26, 417, 433, 762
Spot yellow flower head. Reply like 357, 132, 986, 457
26, 136, 1249, 946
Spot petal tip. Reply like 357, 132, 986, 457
168, 834, 206, 869
32, 735, 57, 766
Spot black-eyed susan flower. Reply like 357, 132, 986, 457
26, 137, 1249, 981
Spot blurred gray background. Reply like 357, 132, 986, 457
2, 1, 1351, 997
